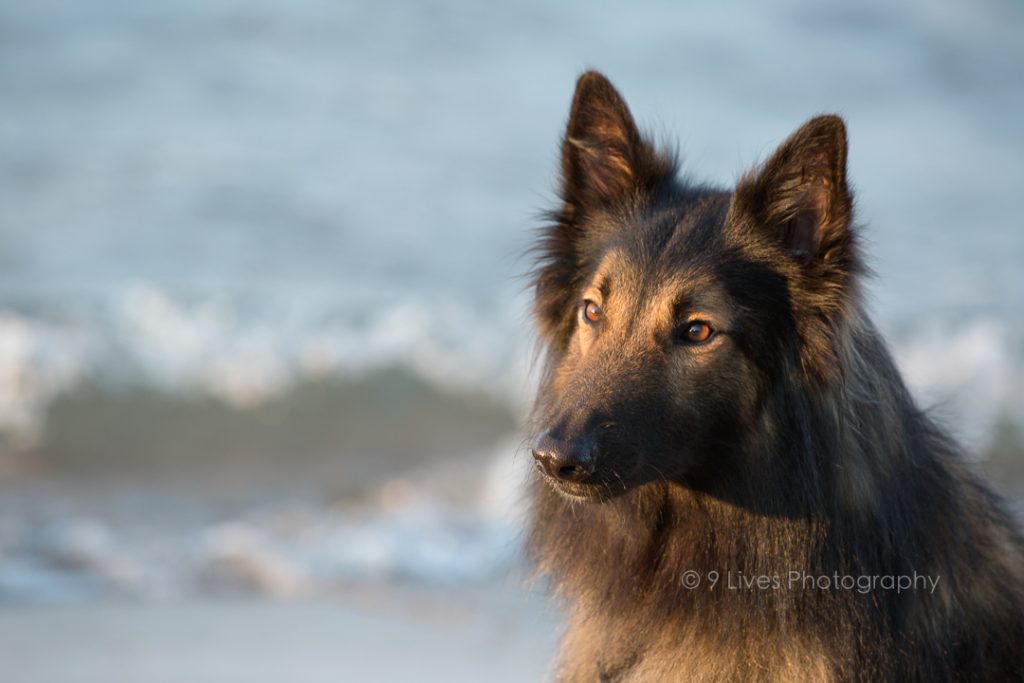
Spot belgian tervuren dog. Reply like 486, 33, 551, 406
527, 71, 1024, 682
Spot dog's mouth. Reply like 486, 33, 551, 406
536, 469, 616, 503
552, 480, 602, 502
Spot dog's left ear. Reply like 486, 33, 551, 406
732, 115, 854, 270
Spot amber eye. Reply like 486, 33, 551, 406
683, 321, 713, 343
582, 300, 602, 323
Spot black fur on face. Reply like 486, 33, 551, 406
530, 71, 859, 505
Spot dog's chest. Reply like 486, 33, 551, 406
568, 613, 833, 683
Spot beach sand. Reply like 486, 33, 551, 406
0, 583, 557, 683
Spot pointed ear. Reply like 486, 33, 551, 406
732, 115, 854, 268
533, 72, 673, 348
560, 71, 667, 213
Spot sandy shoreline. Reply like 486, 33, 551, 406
0, 584, 558, 683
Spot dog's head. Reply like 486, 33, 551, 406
531, 72, 859, 502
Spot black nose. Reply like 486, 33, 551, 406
531, 431, 596, 483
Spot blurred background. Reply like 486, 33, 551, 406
1, 0, 1022, 680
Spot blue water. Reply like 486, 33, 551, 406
0, 0, 1022, 598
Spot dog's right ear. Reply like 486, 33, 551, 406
560, 71, 664, 214
534, 72, 672, 347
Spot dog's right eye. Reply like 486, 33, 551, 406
681, 321, 714, 344
582, 300, 602, 324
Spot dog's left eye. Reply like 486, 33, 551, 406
680, 321, 714, 344
582, 300, 602, 323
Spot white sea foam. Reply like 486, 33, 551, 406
894, 318, 1024, 452
0, 315, 90, 444
0, 283, 535, 444
0, 440, 532, 600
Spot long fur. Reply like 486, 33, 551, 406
527, 72, 1024, 682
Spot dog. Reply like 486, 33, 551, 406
526, 71, 1024, 682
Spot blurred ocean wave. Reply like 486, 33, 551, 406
0, 436, 531, 601
0, 284, 532, 449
